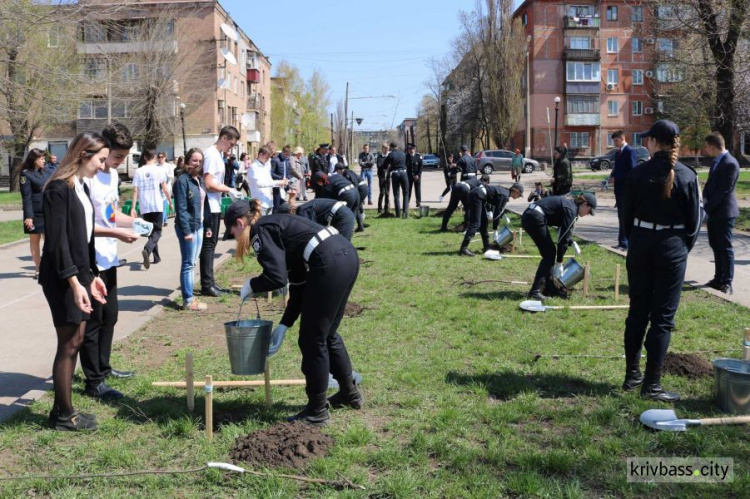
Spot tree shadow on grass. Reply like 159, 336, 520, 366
446, 370, 614, 400
460, 290, 528, 301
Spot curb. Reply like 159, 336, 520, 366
0, 238, 27, 250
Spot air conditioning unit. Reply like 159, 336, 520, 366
646, 38, 655, 45
645, 70, 654, 78
644, 107, 654, 114
606, 83, 615, 91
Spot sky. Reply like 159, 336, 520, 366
222, 0, 483, 132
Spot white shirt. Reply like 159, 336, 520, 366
132, 163, 166, 214
74, 175, 94, 243
158, 161, 175, 199
85, 170, 120, 270
248, 158, 281, 210
203, 145, 225, 213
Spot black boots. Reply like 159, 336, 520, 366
622, 355, 644, 391
458, 247, 475, 257
287, 391, 330, 426
328, 376, 364, 410
528, 290, 549, 301
640, 362, 680, 402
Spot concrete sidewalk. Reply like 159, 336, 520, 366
0, 223, 234, 422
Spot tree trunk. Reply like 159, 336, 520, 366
714, 64, 736, 151
425, 119, 433, 153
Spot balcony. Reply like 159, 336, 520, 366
565, 113, 600, 126
563, 47, 600, 61
566, 82, 601, 94
247, 95, 261, 110
563, 16, 600, 29
77, 40, 177, 55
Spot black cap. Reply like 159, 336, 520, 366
406, 143, 415, 149
460, 144, 469, 152
334, 162, 346, 171
389, 141, 398, 149
582, 192, 597, 215
480, 174, 491, 183
312, 171, 328, 183
511, 182, 524, 194
318, 143, 330, 149
223, 200, 252, 240
641, 120, 680, 142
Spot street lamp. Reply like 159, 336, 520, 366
179, 102, 187, 156
553, 96, 561, 150
525, 35, 532, 158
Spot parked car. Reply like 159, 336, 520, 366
475, 150, 539, 175
115, 151, 142, 180
589, 146, 650, 171
421, 154, 440, 168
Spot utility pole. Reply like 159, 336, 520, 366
330, 113, 334, 145
343, 81, 349, 159
349, 110, 354, 165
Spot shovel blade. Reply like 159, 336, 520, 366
484, 250, 502, 260
519, 300, 547, 312
640, 409, 686, 432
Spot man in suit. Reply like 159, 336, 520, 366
703, 132, 740, 295
610, 130, 637, 250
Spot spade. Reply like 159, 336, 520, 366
640, 409, 750, 432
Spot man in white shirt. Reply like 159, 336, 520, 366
328, 145, 347, 173
200, 126, 243, 297
156, 152, 175, 226
248, 146, 288, 212
131, 149, 172, 269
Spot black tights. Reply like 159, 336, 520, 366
53, 322, 86, 417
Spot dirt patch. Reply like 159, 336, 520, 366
663, 352, 713, 379
453, 222, 466, 232
488, 242, 513, 253
377, 212, 396, 218
434, 209, 447, 217
344, 302, 366, 318
229, 421, 334, 469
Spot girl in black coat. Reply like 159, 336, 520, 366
19, 148, 52, 278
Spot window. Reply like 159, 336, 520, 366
607, 69, 618, 85
78, 101, 92, 119
656, 64, 682, 82
570, 132, 590, 148
112, 101, 128, 119
84, 58, 106, 81
608, 100, 618, 116
241, 81, 245, 98
566, 62, 601, 82
78, 100, 108, 119
522, 13, 528, 26
633, 69, 643, 85
48, 29, 59, 48
567, 95, 599, 114
232, 107, 238, 126
165, 19, 175, 38
633, 133, 642, 146
657, 100, 665, 113
569, 5, 595, 17
607, 37, 618, 53
121, 63, 139, 82
570, 37, 591, 49
632, 38, 643, 53
82, 22, 106, 43
632, 6, 644, 22
606, 6, 618, 21
657, 38, 677, 55
607, 132, 614, 147
632, 101, 643, 115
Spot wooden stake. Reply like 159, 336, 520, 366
511, 231, 517, 254
186, 352, 194, 413
519, 229, 523, 246
264, 364, 272, 408
153, 379, 306, 388
582, 262, 591, 297
614, 264, 621, 301
267, 291, 272, 304
205, 375, 213, 441
744, 328, 750, 361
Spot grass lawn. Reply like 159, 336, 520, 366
1, 212, 749, 497
736, 207, 750, 232
0, 219, 24, 245
0, 191, 22, 206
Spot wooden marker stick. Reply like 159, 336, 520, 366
205, 375, 213, 440
614, 264, 621, 301
582, 262, 591, 297
186, 352, 194, 413
264, 364, 272, 408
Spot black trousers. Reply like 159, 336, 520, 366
441, 186, 469, 230
614, 180, 628, 248
521, 209, 556, 293
391, 170, 409, 217
357, 185, 368, 229
623, 228, 688, 367
331, 212, 355, 241
80, 266, 118, 388
553, 183, 571, 196
298, 237, 359, 395
377, 175, 387, 210
707, 216, 735, 286
199, 212, 221, 290
441, 178, 456, 197
460, 195, 489, 250
142, 212, 163, 259
408, 175, 421, 206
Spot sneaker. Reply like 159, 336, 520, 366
184, 299, 207, 311
528, 291, 550, 301
84, 382, 124, 400
53, 412, 98, 431
142, 249, 150, 270
458, 248, 476, 257
719, 284, 733, 295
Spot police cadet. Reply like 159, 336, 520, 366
458, 177, 523, 256
375, 143, 389, 214
310, 144, 330, 177
440, 175, 480, 232
620, 120, 701, 402
456, 144, 477, 181
521, 193, 596, 300
405, 143, 423, 208
382, 142, 409, 218
313, 171, 359, 216
19, 148, 53, 278
294, 198, 356, 241
225, 200, 362, 426
337, 163, 367, 232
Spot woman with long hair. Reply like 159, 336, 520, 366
620, 120, 701, 402
225, 199, 362, 426
40, 132, 109, 431
172, 148, 210, 311
18, 148, 52, 278
551, 146, 572, 195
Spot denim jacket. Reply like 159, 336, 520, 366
173, 172, 210, 234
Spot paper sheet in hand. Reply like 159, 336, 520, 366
133, 219, 154, 237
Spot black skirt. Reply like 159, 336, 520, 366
42, 277, 91, 327
23, 213, 44, 235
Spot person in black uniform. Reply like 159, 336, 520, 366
456, 145, 477, 181
337, 163, 367, 232
440, 176, 480, 232
551, 147, 572, 196
293, 198, 355, 240
440, 153, 457, 200
19, 148, 53, 278
225, 199, 362, 426
405, 144, 423, 207
382, 142, 409, 218
310, 144, 330, 177
521, 193, 596, 300
314, 171, 359, 215
40, 131, 110, 431
620, 120, 701, 402
458, 178, 524, 256
375, 143, 389, 213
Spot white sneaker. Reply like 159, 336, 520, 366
439, 195, 443, 202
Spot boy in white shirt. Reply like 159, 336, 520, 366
156, 152, 175, 226
131, 149, 172, 269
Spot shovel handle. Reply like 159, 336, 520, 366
698, 415, 750, 426
545, 305, 630, 310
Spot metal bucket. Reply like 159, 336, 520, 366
418, 205, 430, 217
224, 319, 273, 375
713, 358, 750, 414
553, 258, 585, 289
494, 226, 514, 247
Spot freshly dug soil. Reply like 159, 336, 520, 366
229, 421, 334, 469
377, 212, 396, 218
663, 352, 713, 379
488, 242, 513, 253
344, 302, 365, 317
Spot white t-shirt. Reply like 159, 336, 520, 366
132, 163, 166, 214
85, 170, 120, 270
159, 162, 175, 199
74, 175, 94, 244
203, 144, 225, 213
248, 159, 279, 210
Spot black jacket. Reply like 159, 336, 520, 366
320, 174, 358, 203
311, 153, 328, 176
358, 152, 374, 169
39, 179, 98, 286
20, 166, 53, 220
457, 153, 476, 176
703, 151, 740, 219
173, 172, 211, 234
271, 153, 289, 180
406, 153, 423, 177
295, 198, 355, 239
383, 150, 407, 172
553, 158, 572, 188
531, 195, 578, 262
376, 152, 389, 177
610, 144, 637, 181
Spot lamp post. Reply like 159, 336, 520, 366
179, 102, 187, 156
525, 35, 532, 158
553, 96, 561, 150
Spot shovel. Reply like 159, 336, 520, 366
640, 409, 750, 432
519, 300, 630, 313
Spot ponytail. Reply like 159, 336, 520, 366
234, 199, 264, 261
661, 136, 680, 199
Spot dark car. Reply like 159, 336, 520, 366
589, 146, 650, 171
422, 154, 440, 168
475, 150, 539, 175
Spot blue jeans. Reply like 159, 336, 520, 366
176, 225, 203, 305
360, 168, 373, 203
163, 199, 169, 224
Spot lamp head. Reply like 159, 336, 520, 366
554, 96, 561, 104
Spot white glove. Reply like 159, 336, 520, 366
552, 263, 564, 279
228, 189, 243, 201
277, 284, 289, 298
133, 218, 154, 237
240, 279, 255, 300
486, 211, 494, 220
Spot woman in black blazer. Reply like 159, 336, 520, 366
19, 148, 53, 278
40, 132, 109, 431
